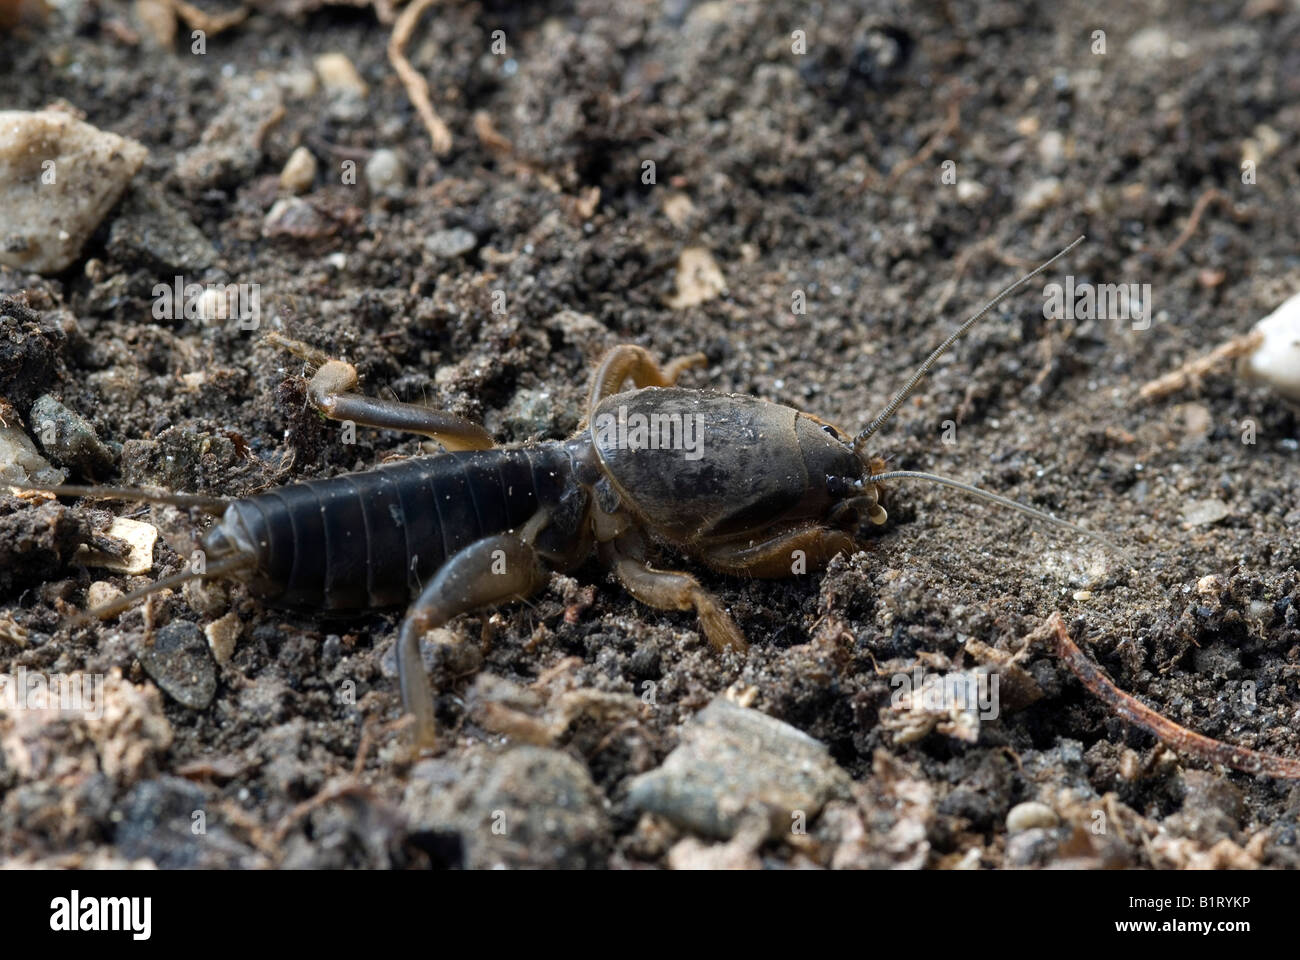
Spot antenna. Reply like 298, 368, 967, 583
70, 554, 254, 623
14, 484, 229, 514
864, 469, 1114, 550
854, 235, 1085, 451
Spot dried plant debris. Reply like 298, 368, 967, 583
1039, 613, 1300, 780
1140, 290, 1300, 402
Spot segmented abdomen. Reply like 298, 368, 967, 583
223, 445, 573, 610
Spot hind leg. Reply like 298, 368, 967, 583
267, 332, 494, 451
587, 345, 708, 411
397, 535, 546, 750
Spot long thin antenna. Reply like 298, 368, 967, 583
854, 235, 1086, 451
13, 484, 229, 515
71, 554, 254, 623
867, 469, 1116, 550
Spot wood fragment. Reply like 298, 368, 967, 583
473, 110, 513, 157
1136, 329, 1263, 401
170, 0, 248, 35
1157, 187, 1250, 262
931, 237, 993, 317
1040, 612, 1300, 779
884, 97, 962, 191
386, 0, 453, 156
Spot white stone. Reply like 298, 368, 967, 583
0, 110, 148, 274
76, 517, 158, 575
279, 146, 317, 194
365, 148, 406, 195
314, 53, 368, 98
205, 610, 242, 664
0, 420, 64, 486
1244, 291, 1300, 401
1006, 801, 1059, 833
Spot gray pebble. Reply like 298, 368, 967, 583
140, 621, 217, 710
627, 696, 851, 840
424, 228, 477, 260
30, 394, 115, 478
404, 746, 609, 869
116, 776, 257, 868
365, 149, 406, 196
1005, 826, 1060, 867
107, 184, 216, 272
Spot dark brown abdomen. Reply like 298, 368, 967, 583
222, 446, 573, 610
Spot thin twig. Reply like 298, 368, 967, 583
884, 97, 963, 192
387, 0, 453, 156
1136, 329, 1263, 401
1041, 613, 1300, 779
1157, 188, 1250, 261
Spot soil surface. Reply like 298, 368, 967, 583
2, 0, 1299, 869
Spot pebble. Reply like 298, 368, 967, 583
106, 184, 216, 272
30, 393, 115, 477
314, 52, 368, 98
116, 776, 258, 868
1182, 498, 1230, 528
86, 581, 123, 610
0, 417, 65, 485
263, 196, 331, 240
174, 76, 284, 192
204, 611, 242, 665
1006, 800, 1060, 833
1019, 177, 1063, 212
1037, 130, 1066, 170
666, 246, 727, 309
0, 110, 148, 274
955, 180, 988, 204
627, 697, 850, 839
403, 747, 610, 869
662, 192, 695, 228
364, 148, 406, 196
1196, 574, 1222, 596
1004, 826, 1060, 866
140, 621, 218, 710
276, 68, 318, 99
279, 146, 317, 194
1243, 291, 1300, 401
424, 227, 478, 260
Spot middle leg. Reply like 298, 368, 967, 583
699, 524, 859, 579
600, 529, 747, 653
397, 534, 546, 749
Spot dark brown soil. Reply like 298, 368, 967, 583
2, 0, 1299, 869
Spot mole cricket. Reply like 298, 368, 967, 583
25, 237, 1105, 750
